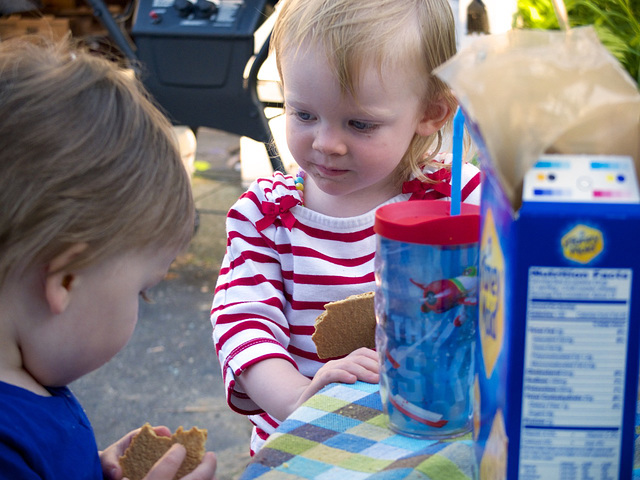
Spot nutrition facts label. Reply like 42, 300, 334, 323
519, 267, 632, 480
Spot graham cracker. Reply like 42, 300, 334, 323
312, 291, 376, 359
119, 423, 207, 480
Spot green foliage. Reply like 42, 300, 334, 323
514, 0, 640, 86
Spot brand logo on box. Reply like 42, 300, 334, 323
561, 224, 604, 264
479, 208, 504, 378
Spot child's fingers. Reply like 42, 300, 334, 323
345, 362, 379, 383
100, 430, 140, 479
317, 359, 378, 384
143, 444, 186, 480
181, 451, 218, 480
101, 425, 175, 480
150, 425, 172, 438
345, 348, 380, 373
315, 367, 358, 386
348, 347, 379, 363
349, 347, 378, 359
308, 348, 381, 399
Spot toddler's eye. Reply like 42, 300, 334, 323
350, 120, 376, 132
292, 110, 313, 122
139, 291, 154, 304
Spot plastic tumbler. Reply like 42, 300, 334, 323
374, 200, 480, 438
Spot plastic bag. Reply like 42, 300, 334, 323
435, 26, 640, 209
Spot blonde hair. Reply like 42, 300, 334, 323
271, 0, 459, 183
0, 37, 195, 288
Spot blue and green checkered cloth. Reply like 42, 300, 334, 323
240, 380, 640, 479
239, 381, 475, 480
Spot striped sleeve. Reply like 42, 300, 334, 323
211, 176, 299, 415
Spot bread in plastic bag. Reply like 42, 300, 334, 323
434, 26, 640, 209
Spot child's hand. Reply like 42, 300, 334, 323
100, 426, 170, 479
238, 349, 380, 422
134, 445, 217, 480
100, 426, 217, 480
302, 347, 379, 404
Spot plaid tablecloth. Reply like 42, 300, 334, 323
240, 380, 640, 479
239, 381, 475, 480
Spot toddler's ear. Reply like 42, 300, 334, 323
415, 96, 451, 137
44, 243, 88, 315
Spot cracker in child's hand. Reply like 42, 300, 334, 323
119, 423, 207, 480
312, 291, 376, 359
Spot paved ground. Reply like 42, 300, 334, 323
71, 128, 258, 480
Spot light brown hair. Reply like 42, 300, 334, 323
271, 0, 459, 183
0, 37, 195, 287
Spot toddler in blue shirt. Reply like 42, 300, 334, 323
0, 37, 217, 480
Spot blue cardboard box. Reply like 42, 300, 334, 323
474, 153, 640, 479
433, 26, 640, 480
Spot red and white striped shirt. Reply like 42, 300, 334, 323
211, 159, 481, 453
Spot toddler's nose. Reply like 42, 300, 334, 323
312, 124, 347, 156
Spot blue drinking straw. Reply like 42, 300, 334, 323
450, 107, 465, 216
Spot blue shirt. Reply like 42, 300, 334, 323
0, 381, 102, 479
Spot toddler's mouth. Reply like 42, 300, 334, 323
315, 165, 349, 177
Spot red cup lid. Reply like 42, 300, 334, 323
374, 200, 480, 245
